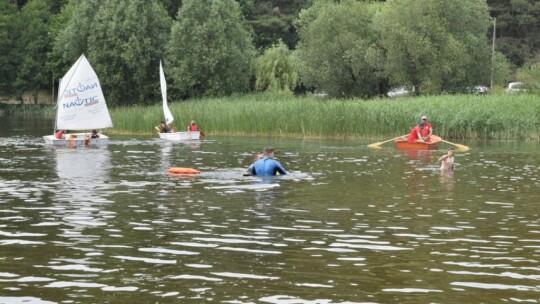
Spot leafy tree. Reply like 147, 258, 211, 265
491, 52, 511, 86
515, 56, 540, 93
159, 0, 182, 19
375, 0, 492, 93
52, 0, 172, 106
245, 0, 311, 50
51, 0, 103, 74
0, 1, 18, 96
13, 0, 53, 103
488, 0, 540, 68
255, 40, 298, 92
294, 0, 384, 98
166, 0, 256, 98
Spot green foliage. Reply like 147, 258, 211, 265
13, 0, 53, 102
515, 59, 540, 93
52, 0, 172, 106
255, 41, 298, 92
294, 0, 384, 98
166, 0, 256, 98
488, 0, 540, 68
491, 52, 511, 86
88, 0, 172, 106
110, 92, 540, 140
51, 0, 103, 73
375, 0, 492, 93
244, 0, 310, 50
0, 1, 18, 95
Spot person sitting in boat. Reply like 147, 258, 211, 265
249, 146, 287, 176
187, 120, 205, 136
420, 115, 433, 141
90, 130, 99, 138
438, 148, 455, 171
55, 129, 66, 139
407, 122, 425, 143
158, 121, 170, 133
187, 120, 200, 131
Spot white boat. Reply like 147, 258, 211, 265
158, 61, 200, 141
43, 54, 113, 147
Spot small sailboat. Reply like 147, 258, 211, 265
157, 61, 200, 141
43, 54, 113, 146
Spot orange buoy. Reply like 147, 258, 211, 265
167, 167, 201, 175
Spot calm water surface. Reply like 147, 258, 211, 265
0, 115, 539, 303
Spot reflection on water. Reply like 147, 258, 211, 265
0, 115, 540, 303
50, 147, 113, 237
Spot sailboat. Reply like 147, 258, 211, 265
43, 54, 113, 146
157, 61, 200, 141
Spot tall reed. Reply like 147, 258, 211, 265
109, 92, 540, 140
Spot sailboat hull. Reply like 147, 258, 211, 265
158, 131, 200, 141
43, 133, 110, 147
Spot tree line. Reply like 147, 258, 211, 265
0, 0, 538, 105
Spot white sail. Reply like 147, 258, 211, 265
55, 54, 113, 130
160, 61, 174, 125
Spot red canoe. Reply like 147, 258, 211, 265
395, 135, 441, 150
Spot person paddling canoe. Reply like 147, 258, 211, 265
407, 122, 425, 143
420, 115, 433, 141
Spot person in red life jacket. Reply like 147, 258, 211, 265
407, 122, 425, 143
187, 120, 205, 136
420, 115, 433, 141
55, 129, 66, 139
187, 120, 199, 131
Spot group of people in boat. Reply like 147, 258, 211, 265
54, 129, 100, 139
407, 115, 433, 143
157, 120, 203, 134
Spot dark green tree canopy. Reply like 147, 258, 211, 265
375, 0, 492, 93
294, 0, 384, 98
488, 0, 540, 68
52, 0, 172, 106
166, 0, 256, 98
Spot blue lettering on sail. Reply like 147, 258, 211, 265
62, 82, 99, 98
62, 96, 100, 109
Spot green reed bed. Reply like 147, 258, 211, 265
110, 92, 540, 140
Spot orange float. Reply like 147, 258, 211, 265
167, 167, 201, 175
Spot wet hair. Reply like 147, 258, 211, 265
418, 122, 425, 128
263, 146, 274, 155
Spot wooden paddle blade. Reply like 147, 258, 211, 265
455, 144, 470, 152
367, 142, 383, 149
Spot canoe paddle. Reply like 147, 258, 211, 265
438, 138, 470, 152
367, 135, 407, 149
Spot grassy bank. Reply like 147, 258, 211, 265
0, 103, 55, 114
109, 92, 540, 140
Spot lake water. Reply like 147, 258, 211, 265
1, 115, 539, 303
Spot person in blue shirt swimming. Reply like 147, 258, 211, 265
249, 146, 287, 176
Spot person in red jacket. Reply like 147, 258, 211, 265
187, 120, 205, 136
407, 122, 425, 143
420, 115, 433, 141
187, 120, 199, 131
55, 129, 66, 139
